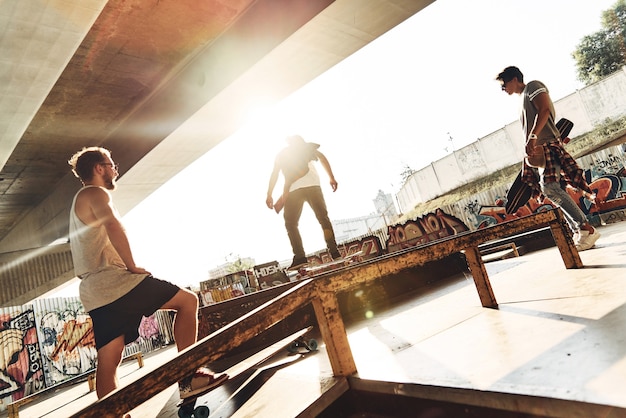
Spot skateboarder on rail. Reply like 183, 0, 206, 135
266, 135, 342, 269
68, 147, 227, 404
497, 66, 600, 251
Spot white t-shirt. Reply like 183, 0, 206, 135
289, 161, 320, 192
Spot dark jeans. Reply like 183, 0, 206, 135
283, 186, 338, 258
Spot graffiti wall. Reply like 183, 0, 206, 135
386, 209, 469, 252
0, 298, 174, 412
427, 144, 626, 231
577, 145, 626, 224
307, 235, 384, 265
129, 311, 175, 354
0, 305, 45, 411
253, 261, 290, 290
199, 271, 254, 304
33, 297, 96, 387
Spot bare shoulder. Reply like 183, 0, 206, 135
76, 186, 109, 203
75, 186, 112, 225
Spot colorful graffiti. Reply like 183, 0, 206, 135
0, 308, 45, 409
254, 261, 289, 290
386, 209, 469, 252
459, 146, 626, 229
0, 298, 175, 412
127, 313, 172, 353
36, 299, 96, 387
308, 235, 384, 265
199, 271, 252, 303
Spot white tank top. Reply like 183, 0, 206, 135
69, 186, 146, 311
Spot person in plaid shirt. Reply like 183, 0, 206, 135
497, 66, 600, 251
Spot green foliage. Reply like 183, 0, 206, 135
400, 164, 416, 185
593, 116, 626, 140
573, 0, 626, 84
225, 253, 254, 273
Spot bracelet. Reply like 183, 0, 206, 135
528, 133, 537, 140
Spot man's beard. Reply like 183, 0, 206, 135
104, 175, 117, 191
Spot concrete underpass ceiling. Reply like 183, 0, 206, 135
0, 0, 434, 258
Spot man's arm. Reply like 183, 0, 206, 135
88, 188, 149, 274
316, 151, 338, 192
526, 91, 553, 156
266, 161, 280, 209
530, 91, 552, 137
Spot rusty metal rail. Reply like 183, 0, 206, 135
70, 208, 581, 417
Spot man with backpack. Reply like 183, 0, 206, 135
266, 135, 342, 269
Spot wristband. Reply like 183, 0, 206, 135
528, 133, 537, 140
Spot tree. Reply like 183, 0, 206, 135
573, 0, 626, 84
225, 253, 254, 273
400, 164, 416, 185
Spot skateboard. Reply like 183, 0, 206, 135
176, 326, 317, 418
207, 332, 319, 417
505, 118, 574, 214
505, 171, 532, 215
296, 250, 364, 278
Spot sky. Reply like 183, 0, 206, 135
53, 0, 618, 295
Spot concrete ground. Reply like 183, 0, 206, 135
11, 220, 626, 417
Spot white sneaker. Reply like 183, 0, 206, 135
575, 229, 601, 251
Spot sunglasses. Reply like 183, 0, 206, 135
100, 162, 119, 171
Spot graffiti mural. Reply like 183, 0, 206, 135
0, 306, 45, 410
308, 235, 384, 265
34, 298, 96, 387
448, 145, 626, 229
587, 151, 626, 179
386, 209, 469, 252
253, 261, 289, 290
122, 311, 175, 358
466, 197, 555, 230
0, 296, 175, 412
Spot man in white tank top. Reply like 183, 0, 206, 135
68, 147, 226, 403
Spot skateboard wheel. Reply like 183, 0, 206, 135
178, 406, 194, 418
194, 405, 210, 418
307, 339, 318, 351
287, 341, 299, 353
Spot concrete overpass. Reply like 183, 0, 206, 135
0, 0, 434, 306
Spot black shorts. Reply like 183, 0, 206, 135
89, 276, 180, 350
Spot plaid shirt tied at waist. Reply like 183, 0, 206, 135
522, 140, 592, 199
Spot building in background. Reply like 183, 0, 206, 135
207, 257, 255, 280
332, 189, 399, 242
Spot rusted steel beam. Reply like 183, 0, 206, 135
69, 280, 318, 417
318, 209, 577, 309
463, 246, 498, 308
549, 210, 583, 269
311, 286, 357, 376
69, 209, 580, 417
